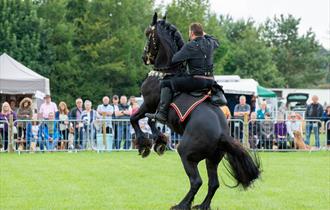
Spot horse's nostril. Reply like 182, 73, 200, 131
141, 55, 148, 65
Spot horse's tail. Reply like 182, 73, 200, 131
219, 134, 261, 189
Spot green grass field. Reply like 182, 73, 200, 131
0, 151, 329, 210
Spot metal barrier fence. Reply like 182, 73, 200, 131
326, 121, 330, 148
247, 119, 326, 151
0, 118, 138, 153
0, 118, 329, 153
228, 119, 245, 144
0, 120, 9, 151
160, 118, 329, 152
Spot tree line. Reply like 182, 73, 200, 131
0, 0, 328, 106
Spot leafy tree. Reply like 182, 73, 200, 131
69, 0, 154, 104
36, 0, 82, 106
1, 0, 328, 107
0, 0, 41, 71
220, 18, 285, 87
261, 14, 327, 88
165, 0, 210, 41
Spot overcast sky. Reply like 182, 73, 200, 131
155, 0, 330, 49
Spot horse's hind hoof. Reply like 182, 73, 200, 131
140, 147, 151, 158
192, 204, 211, 210
170, 204, 191, 210
155, 143, 166, 156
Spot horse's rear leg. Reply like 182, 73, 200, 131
192, 153, 225, 210
171, 157, 202, 210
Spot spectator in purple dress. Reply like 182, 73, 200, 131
274, 114, 288, 149
0, 102, 17, 151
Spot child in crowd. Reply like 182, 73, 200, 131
41, 112, 59, 150
26, 114, 42, 151
260, 112, 274, 149
248, 112, 260, 149
68, 126, 75, 150
56, 101, 70, 150
286, 112, 302, 148
274, 114, 288, 149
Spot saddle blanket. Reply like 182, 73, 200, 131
170, 93, 210, 122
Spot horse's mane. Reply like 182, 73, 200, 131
156, 20, 184, 58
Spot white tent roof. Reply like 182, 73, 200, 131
214, 75, 258, 95
0, 53, 50, 95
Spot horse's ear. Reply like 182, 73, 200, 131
163, 12, 167, 21
152, 12, 157, 26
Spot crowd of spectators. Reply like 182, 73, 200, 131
228, 94, 329, 150
0, 94, 329, 151
0, 94, 147, 151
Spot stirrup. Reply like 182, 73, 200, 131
146, 112, 167, 123
145, 112, 157, 120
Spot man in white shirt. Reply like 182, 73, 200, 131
97, 96, 114, 133
39, 95, 58, 119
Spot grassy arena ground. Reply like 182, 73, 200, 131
0, 151, 329, 210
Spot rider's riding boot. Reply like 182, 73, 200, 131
145, 87, 172, 123
211, 84, 227, 106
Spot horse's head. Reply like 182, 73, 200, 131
142, 12, 184, 71
142, 12, 159, 65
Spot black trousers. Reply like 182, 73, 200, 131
161, 75, 214, 92
60, 129, 69, 140
18, 127, 27, 139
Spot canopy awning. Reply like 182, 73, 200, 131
0, 53, 50, 95
214, 76, 258, 95
257, 86, 276, 97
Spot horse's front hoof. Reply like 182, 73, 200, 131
170, 204, 191, 210
137, 135, 152, 158
155, 143, 166, 156
192, 204, 211, 210
140, 147, 151, 158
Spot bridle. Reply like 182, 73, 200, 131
144, 25, 158, 65
143, 22, 184, 74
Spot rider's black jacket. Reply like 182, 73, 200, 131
172, 34, 219, 76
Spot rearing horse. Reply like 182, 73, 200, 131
130, 13, 261, 210
130, 13, 184, 157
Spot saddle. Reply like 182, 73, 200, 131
170, 92, 210, 122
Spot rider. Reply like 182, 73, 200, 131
146, 22, 227, 123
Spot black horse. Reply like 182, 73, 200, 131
130, 13, 261, 210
